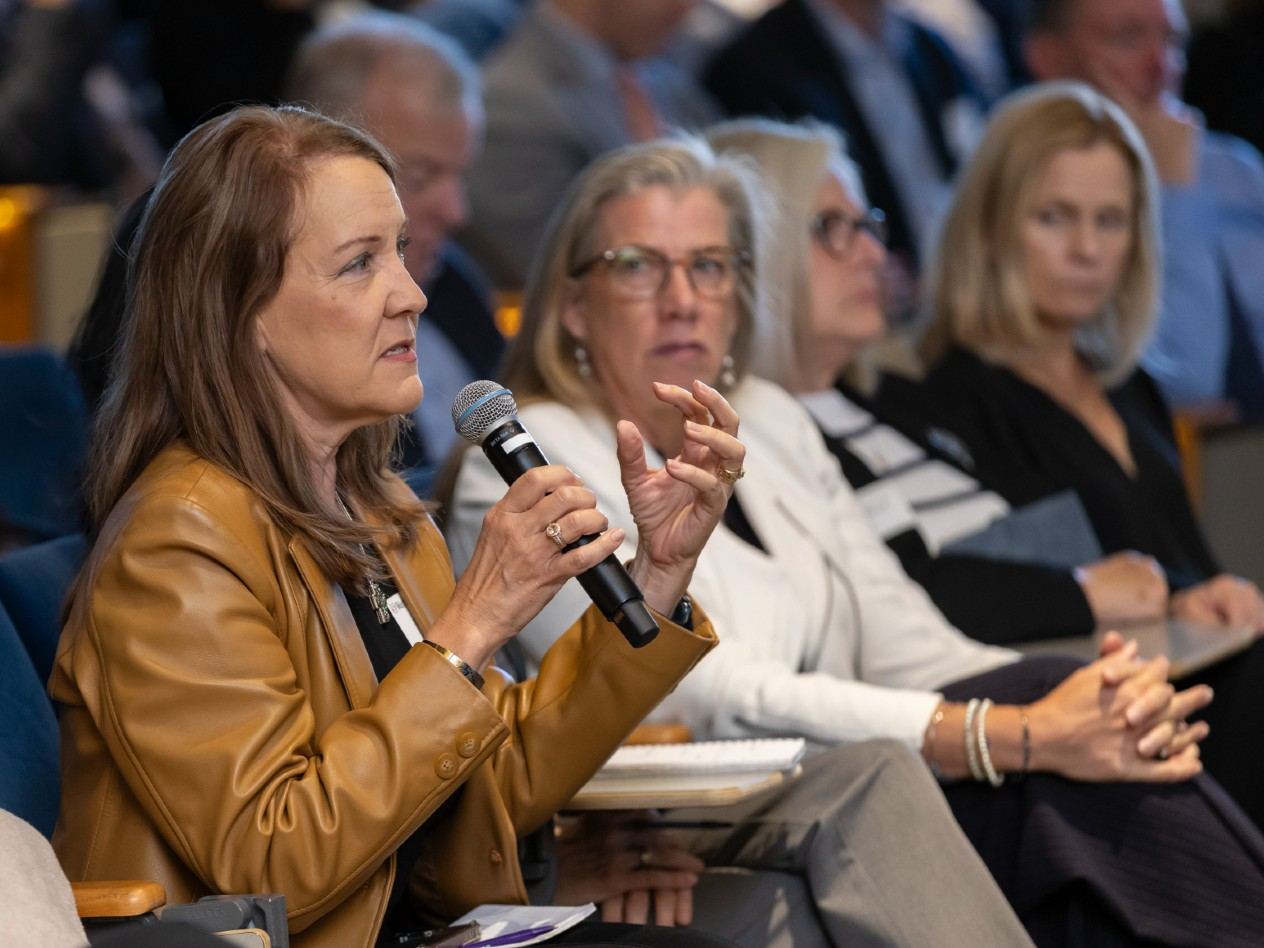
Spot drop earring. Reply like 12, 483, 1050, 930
719, 353, 736, 388
575, 343, 592, 379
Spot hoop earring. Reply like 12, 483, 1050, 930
575, 343, 592, 379
719, 354, 736, 389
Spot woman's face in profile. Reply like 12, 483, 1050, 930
562, 184, 739, 415
255, 156, 428, 447
1019, 141, 1135, 331
805, 170, 887, 367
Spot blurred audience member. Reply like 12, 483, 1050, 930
1025, 0, 1264, 417
707, 117, 1170, 646
286, 13, 504, 475
912, 81, 1264, 636
1184, 0, 1264, 159
0, 0, 105, 185
0, 0, 159, 194
463, 0, 718, 289
448, 133, 1264, 947
703, 0, 988, 279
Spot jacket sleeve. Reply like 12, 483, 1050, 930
67, 492, 509, 932
485, 604, 717, 836
902, 552, 1095, 644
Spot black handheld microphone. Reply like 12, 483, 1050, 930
452, 380, 659, 648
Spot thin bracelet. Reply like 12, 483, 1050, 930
1017, 707, 1031, 780
963, 698, 984, 782
976, 699, 1005, 787
923, 704, 946, 779
423, 640, 485, 690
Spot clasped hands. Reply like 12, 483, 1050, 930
1031, 632, 1212, 782
553, 811, 703, 927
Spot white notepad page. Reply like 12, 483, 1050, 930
590, 738, 807, 779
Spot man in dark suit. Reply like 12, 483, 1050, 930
285, 13, 506, 478
703, 0, 987, 276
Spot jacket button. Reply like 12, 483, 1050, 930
434, 753, 458, 779
489, 848, 503, 865
457, 732, 479, 758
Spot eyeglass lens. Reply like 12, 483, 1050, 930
604, 246, 739, 298
817, 210, 887, 255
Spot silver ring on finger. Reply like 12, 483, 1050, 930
544, 521, 567, 549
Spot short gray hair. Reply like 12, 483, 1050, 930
285, 11, 480, 121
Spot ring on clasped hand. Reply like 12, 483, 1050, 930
545, 521, 567, 549
717, 466, 745, 485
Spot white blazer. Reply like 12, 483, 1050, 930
449, 376, 1015, 749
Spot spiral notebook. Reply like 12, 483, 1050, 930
568, 739, 806, 810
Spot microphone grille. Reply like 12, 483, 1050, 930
452, 380, 518, 443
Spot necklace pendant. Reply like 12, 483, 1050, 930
369, 582, 391, 626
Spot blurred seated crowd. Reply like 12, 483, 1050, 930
6, 1, 1264, 947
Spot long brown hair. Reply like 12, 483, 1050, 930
87, 104, 425, 587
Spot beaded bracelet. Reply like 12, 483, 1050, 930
976, 699, 1005, 787
963, 698, 984, 782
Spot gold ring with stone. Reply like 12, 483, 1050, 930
717, 466, 745, 485
545, 521, 567, 549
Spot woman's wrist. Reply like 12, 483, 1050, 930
922, 701, 1035, 780
426, 605, 498, 673
626, 553, 694, 618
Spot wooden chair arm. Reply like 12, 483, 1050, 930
72, 880, 166, 918
625, 722, 693, 745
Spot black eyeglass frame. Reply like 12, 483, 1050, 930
568, 244, 752, 299
810, 207, 888, 259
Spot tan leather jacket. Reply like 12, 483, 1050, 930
51, 445, 716, 948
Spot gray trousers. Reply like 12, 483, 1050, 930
682, 740, 1032, 948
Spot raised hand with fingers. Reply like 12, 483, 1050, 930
619, 379, 746, 615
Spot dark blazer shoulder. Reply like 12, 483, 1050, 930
703, 0, 837, 111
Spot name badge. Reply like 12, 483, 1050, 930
387, 593, 424, 646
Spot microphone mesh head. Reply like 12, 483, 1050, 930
452, 380, 518, 443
